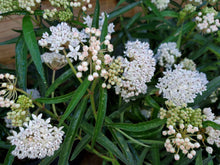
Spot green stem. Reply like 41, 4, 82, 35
115, 128, 149, 148
90, 79, 98, 120
85, 144, 115, 162
51, 70, 58, 117
63, 50, 83, 83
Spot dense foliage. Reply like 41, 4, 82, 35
0, 0, 220, 164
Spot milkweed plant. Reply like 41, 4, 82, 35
0, 0, 220, 164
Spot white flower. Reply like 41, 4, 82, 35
7, 114, 64, 159
155, 42, 181, 69
67, 45, 81, 60
151, 0, 170, 11
41, 52, 68, 70
115, 40, 156, 102
206, 146, 213, 154
156, 65, 208, 106
26, 89, 40, 99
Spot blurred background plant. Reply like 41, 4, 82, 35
0, 0, 220, 164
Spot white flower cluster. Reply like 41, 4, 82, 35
180, 58, 196, 71
75, 28, 113, 81
7, 114, 64, 159
49, 0, 92, 11
41, 52, 68, 70
115, 40, 156, 102
195, 12, 220, 34
151, 0, 170, 11
156, 65, 208, 106
163, 125, 201, 160
26, 88, 40, 99
18, 0, 41, 14
155, 42, 181, 69
203, 108, 220, 148
39, 22, 87, 53
189, 0, 202, 5
0, 73, 17, 108
83, 12, 115, 34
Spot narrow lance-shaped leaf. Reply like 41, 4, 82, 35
108, 1, 141, 20
92, 0, 100, 28
150, 144, 160, 165
59, 79, 91, 126
16, 35, 27, 91
45, 69, 73, 97
203, 121, 220, 130
107, 118, 166, 132
81, 121, 128, 164
91, 87, 107, 148
22, 15, 47, 85
100, 13, 108, 48
58, 97, 88, 165
35, 91, 74, 104
3, 145, 15, 165
70, 134, 91, 161
195, 149, 203, 165
192, 76, 220, 107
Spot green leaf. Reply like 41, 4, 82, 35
208, 44, 220, 58
15, 36, 27, 91
203, 154, 215, 165
203, 121, 220, 130
100, 13, 108, 43
81, 121, 128, 164
136, 140, 164, 145
58, 97, 88, 165
125, 12, 142, 29
137, 148, 149, 165
108, 1, 141, 20
22, 15, 46, 85
161, 10, 178, 17
145, 95, 160, 119
45, 69, 73, 97
150, 144, 160, 165
0, 37, 19, 45
144, 0, 161, 17
195, 150, 202, 165
107, 119, 166, 132
192, 76, 220, 106
3, 145, 15, 165
115, 0, 126, 9
70, 134, 91, 161
0, 141, 10, 149
59, 79, 91, 126
39, 149, 60, 165
92, 0, 100, 28
35, 91, 74, 104
106, 118, 135, 165
163, 22, 196, 42
91, 87, 107, 148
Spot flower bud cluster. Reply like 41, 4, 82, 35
156, 64, 208, 106
179, 58, 196, 71
114, 40, 156, 102
7, 95, 34, 127
195, 8, 220, 34
75, 28, 113, 81
160, 101, 205, 128
49, 0, 92, 11
189, 0, 202, 5
163, 125, 201, 160
102, 57, 123, 89
209, 88, 220, 103
0, 73, 17, 108
155, 42, 181, 69
83, 12, 115, 34
203, 108, 220, 148
151, 0, 170, 11
41, 52, 68, 70
18, 0, 41, 14
7, 114, 64, 159
0, 0, 19, 17
39, 22, 87, 53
